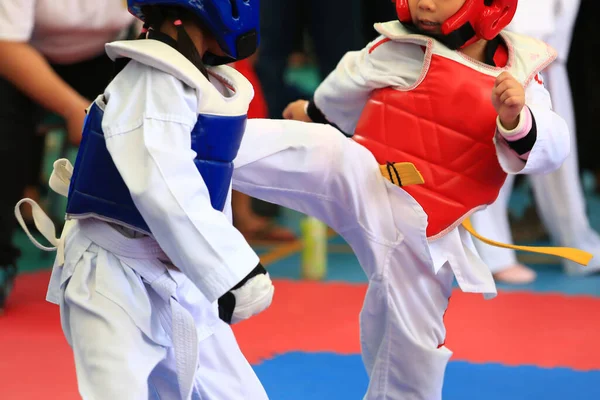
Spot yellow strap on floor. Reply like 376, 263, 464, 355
462, 217, 593, 266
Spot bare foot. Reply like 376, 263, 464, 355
493, 264, 537, 284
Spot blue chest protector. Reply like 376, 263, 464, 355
66, 101, 247, 234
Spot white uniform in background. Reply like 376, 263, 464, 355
0, 0, 135, 63
232, 21, 569, 400
470, 0, 600, 276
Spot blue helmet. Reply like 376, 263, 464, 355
128, 0, 259, 63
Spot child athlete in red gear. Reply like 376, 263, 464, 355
233, 0, 590, 398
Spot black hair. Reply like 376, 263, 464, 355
138, 5, 210, 78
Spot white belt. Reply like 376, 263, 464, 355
78, 219, 199, 400
14, 159, 75, 266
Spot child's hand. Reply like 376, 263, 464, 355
492, 72, 525, 130
283, 100, 313, 122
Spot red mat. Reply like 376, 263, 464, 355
444, 290, 600, 370
0, 272, 77, 398
235, 280, 600, 370
1, 272, 599, 399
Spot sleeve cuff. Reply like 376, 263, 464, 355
496, 106, 538, 160
496, 107, 532, 140
306, 99, 329, 124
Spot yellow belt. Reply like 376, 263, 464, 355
380, 162, 593, 266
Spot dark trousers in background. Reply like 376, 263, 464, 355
0, 53, 115, 266
362, 0, 398, 42
255, 0, 365, 120
568, 0, 600, 173
253, 0, 366, 217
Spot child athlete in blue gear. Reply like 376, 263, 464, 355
15, 1, 272, 398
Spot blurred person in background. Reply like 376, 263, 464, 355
249, 0, 365, 225
255, 0, 365, 120
470, 0, 600, 283
0, 0, 136, 311
569, 0, 600, 186
362, 0, 398, 42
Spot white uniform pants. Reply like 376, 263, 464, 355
52, 219, 267, 400
359, 247, 455, 400
233, 122, 472, 399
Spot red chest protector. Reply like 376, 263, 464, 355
353, 52, 507, 239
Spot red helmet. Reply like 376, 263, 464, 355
395, 0, 518, 48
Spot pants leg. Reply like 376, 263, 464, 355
63, 256, 168, 400
1, 50, 115, 266
362, 0, 398, 43
252, 0, 305, 216
150, 322, 268, 400
0, 77, 41, 308
62, 223, 267, 400
530, 63, 584, 246
360, 246, 454, 400
530, 63, 600, 274
254, 0, 303, 119
308, 0, 365, 80
193, 322, 268, 399
0, 78, 38, 265
150, 273, 269, 400
568, 0, 600, 172
469, 174, 519, 273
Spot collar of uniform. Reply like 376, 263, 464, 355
113, 31, 179, 76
